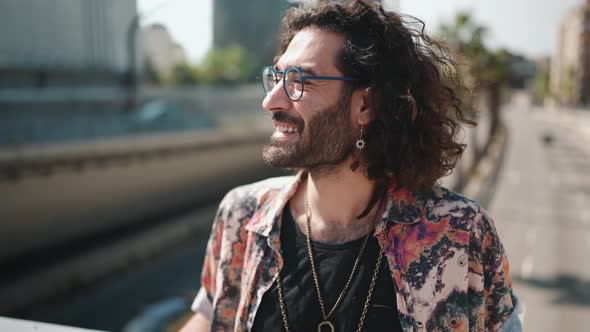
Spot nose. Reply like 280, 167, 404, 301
262, 79, 291, 114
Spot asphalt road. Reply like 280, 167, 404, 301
488, 106, 590, 331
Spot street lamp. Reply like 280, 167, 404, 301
125, 14, 141, 112
124, 0, 179, 112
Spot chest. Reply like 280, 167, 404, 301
223, 219, 473, 331
252, 230, 402, 332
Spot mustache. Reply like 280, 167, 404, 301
271, 112, 304, 128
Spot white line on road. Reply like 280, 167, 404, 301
520, 255, 535, 279
521, 228, 537, 279
507, 170, 521, 185
575, 191, 587, 206
525, 228, 537, 248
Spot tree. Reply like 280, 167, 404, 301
198, 45, 257, 85
165, 45, 258, 86
439, 12, 512, 141
533, 67, 550, 104
143, 57, 161, 85
170, 62, 199, 86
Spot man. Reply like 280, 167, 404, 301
181, 1, 521, 331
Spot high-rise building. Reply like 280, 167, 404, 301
0, 0, 136, 88
213, 0, 398, 68
141, 24, 187, 81
550, 0, 590, 106
213, 0, 294, 68
581, 1, 590, 105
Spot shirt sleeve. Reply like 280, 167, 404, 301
477, 208, 522, 331
191, 191, 231, 319
191, 287, 214, 320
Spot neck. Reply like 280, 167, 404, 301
291, 158, 383, 244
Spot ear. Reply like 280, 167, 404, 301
350, 87, 375, 126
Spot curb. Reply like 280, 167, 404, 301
461, 119, 509, 208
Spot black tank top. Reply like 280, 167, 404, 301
251, 204, 403, 332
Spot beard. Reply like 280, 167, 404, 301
262, 89, 355, 171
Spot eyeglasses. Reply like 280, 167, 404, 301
260, 66, 358, 101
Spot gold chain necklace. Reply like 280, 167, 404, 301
275, 198, 385, 332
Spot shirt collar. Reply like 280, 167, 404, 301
373, 176, 443, 235
244, 171, 304, 237
245, 171, 442, 237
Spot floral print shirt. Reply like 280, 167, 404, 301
192, 172, 522, 331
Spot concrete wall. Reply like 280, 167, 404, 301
550, 4, 586, 105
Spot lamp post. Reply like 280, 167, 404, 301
124, 0, 177, 112
125, 14, 140, 112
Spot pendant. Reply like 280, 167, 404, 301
318, 320, 335, 332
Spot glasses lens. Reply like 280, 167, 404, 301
285, 68, 303, 100
262, 67, 277, 95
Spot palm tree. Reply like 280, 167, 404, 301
440, 12, 511, 155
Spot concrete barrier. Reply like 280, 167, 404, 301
0, 120, 280, 262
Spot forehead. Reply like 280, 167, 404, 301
277, 27, 344, 75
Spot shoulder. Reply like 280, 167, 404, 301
221, 175, 295, 206
216, 175, 295, 219
420, 185, 490, 233
422, 186, 505, 265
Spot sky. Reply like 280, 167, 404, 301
138, 0, 583, 64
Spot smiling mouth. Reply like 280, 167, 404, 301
275, 125, 299, 134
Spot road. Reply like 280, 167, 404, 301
14, 207, 215, 332
488, 106, 590, 331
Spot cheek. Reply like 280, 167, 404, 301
291, 103, 313, 128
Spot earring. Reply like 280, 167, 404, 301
355, 125, 366, 150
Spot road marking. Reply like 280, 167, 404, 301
508, 170, 520, 185
576, 191, 587, 206
525, 228, 537, 248
549, 173, 561, 186
520, 227, 537, 279
521, 229, 537, 279
520, 255, 535, 279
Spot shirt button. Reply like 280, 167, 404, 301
458, 254, 468, 267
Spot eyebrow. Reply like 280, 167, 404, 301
299, 66, 318, 76
274, 64, 318, 77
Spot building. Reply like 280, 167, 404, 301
550, 0, 590, 106
0, 0, 136, 88
141, 24, 188, 81
213, 0, 398, 68
213, 0, 295, 68
508, 54, 537, 90
533, 56, 552, 104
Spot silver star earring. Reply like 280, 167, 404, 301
355, 125, 366, 150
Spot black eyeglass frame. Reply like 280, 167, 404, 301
260, 66, 358, 101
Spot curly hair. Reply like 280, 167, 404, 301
276, 0, 475, 192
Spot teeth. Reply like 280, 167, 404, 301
277, 125, 297, 133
